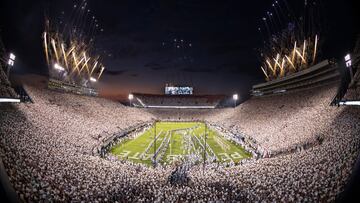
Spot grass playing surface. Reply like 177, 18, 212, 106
110, 122, 252, 166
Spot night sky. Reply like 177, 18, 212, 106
0, 0, 359, 99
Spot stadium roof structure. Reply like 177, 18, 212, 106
251, 60, 340, 97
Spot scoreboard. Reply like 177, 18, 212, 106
165, 86, 193, 95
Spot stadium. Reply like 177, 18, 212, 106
1, 0, 360, 202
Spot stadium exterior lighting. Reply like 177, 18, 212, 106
233, 94, 238, 101
339, 101, 360, 106
0, 98, 21, 103
7, 59, 14, 66
128, 94, 134, 107
7, 53, 15, 66
90, 77, 97, 82
345, 54, 352, 68
9, 53, 16, 60
345, 53, 353, 78
6, 53, 16, 77
233, 94, 238, 108
54, 63, 65, 71
345, 54, 351, 61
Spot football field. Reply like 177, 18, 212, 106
110, 122, 252, 166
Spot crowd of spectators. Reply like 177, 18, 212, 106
0, 65, 18, 98
133, 94, 224, 108
0, 83, 359, 202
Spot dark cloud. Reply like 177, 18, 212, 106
209, 44, 249, 55
215, 64, 242, 73
105, 69, 128, 76
144, 62, 168, 71
181, 67, 216, 73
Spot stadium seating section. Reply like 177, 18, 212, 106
132, 93, 225, 108
0, 64, 17, 98
0, 82, 360, 202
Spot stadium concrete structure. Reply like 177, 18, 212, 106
1, 50, 360, 201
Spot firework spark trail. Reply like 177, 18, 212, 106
313, 34, 318, 63
285, 55, 296, 70
263, 17, 272, 39
257, 1, 321, 80
43, 32, 49, 65
267, 12, 277, 35
258, 28, 265, 45
90, 60, 99, 76
292, 41, 297, 63
261, 36, 318, 80
98, 66, 105, 79
61, 43, 68, 69
273, 3, 284, 29
43, 0, 107, 86
301, 40, 307, 64
275, 0, 287, 23
73, 0, 87, 30
51, 38, 59, 63
261, 66, 269, 79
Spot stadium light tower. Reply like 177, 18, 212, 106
233, 94, 239, 108
345, 53, 353, 79
7, 53, 16, 77
128, 93, 134, 107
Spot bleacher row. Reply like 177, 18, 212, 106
132, 93, 226, 108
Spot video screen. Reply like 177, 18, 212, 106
165, 86, 193, 95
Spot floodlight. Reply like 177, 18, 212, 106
232, 94, 238, 108
7, 53, 16, 66
128, 94, 134, 100
344, 54, 352, 68
7, 59, 14, 66
346, 60, 352, 68
128, 94, 134, 107
233, 94, 238, 101
344, 54, 351, 62
9, 53, 16, 60
54, 63, 65, 71
90, 77, 97, 82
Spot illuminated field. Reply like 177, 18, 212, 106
110, 122, 252, 166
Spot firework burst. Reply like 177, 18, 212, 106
43, 0, 106, 87
258, 0, 324, 81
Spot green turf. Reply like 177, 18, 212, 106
110, 122, 252, 166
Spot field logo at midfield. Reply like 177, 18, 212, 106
217, 152, 243, 161
118, 150, 154, 161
